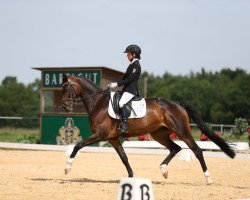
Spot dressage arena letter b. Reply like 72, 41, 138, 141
117, 178, 154, 200
121, 183, 132, 200
140, 184, 150, 200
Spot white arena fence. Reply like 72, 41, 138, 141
0, 141, 249, 160
0, 116, 38, 120
0, 141, 248, 151
0, 116, 39, 128
122, 141, 249, 151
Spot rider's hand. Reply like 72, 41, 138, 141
108, 82, 118, 89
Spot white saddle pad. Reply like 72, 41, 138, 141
108, 92, 146, 119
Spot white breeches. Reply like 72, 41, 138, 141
119, 92, 135, 108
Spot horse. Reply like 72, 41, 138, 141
61, 74, 235, 184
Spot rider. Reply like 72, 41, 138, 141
108, 44, 142, 134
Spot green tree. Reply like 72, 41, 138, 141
140, 68, 250, 124
0, 77, 40, 128
232, 118, 248, 139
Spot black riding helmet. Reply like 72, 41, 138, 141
124, 44, 141, 59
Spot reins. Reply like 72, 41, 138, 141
81, 88, 110, 101
63, 81, 111, 103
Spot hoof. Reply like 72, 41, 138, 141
204, 170, 213, 185
65, 158, 74, 175
206, 177, 213, 185
65, 168, 71, 175
128, 172, 134, 178
160, 164, 168, 179
162, 171, 168, 179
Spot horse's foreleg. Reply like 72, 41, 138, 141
108, 138, 134, 177
65, 134, 102, 175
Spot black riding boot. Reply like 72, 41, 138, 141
119, 106, 128, 135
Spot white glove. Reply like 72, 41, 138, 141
108, 82, 118, 89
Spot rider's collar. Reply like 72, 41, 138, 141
131, 58, 138, 64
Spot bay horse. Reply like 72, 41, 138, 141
62, 74, 235, 184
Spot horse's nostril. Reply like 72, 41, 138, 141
62, 106, 68, 112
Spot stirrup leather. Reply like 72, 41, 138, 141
119, 121, 128, 134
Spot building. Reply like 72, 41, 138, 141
33, 66, 123, 145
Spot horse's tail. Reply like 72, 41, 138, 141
180, 102, 236, 159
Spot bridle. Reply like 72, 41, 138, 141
62, 81, 82, 104
62, 81, 111, 104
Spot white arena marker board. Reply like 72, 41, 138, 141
117, 178, 154, 200
179, 149, 195, 161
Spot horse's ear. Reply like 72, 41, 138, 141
62, 74, 68, 83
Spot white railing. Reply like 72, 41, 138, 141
122, 141, 249, 151
190, 123, 236, 135
0, 116, 38, 120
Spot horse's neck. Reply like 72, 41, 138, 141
80, 80, 105, 115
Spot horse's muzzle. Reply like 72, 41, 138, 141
62, 106, 70, 112
62, 102, 73, 112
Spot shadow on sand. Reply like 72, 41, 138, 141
30, 177, 163, 185
30, 178, 250, 189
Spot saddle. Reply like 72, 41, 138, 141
108, 92, 146, 119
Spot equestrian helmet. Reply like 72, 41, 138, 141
124, 44, 141, 57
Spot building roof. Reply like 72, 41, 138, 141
32, 66, 124, 75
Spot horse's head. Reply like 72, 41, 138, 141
61, 74, 82, 112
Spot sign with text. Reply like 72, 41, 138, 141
42, 70, 101, 88
117, 178, 154, 200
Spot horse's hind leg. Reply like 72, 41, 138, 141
150, 128, 181, 179
180, 132, 213, 184
164, 111, 213, 184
